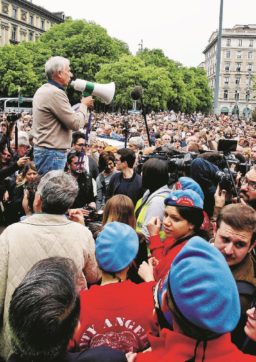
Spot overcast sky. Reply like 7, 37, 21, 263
32, 0, 256, 67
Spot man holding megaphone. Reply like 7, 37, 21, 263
32, 56, 94, 176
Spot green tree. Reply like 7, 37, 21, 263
0, 44, 40, 96
96, 55, 172, 112
0, 19, 212, 114
39, 19, 130, 80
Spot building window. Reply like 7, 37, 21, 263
248, 51, 253, 59
226, 38, 231, 46
236, 62, 241, 72
248, 63, 253, 72
2, 3, 9, 14
30, 15, 34, 26
235, 76, 240, 85
12, 7, 17, 19
11, 26, 17, 41
29, 31, 33, 41
224, 90, 228, 100
226, 50, 230, 58
235, 90, 239, 100
246, 76, 252, 86
224, 62, 230, 72
41, 19, 45, 30
246, 90, 250, 101
21, 11, 27, 22
224, 77, 229, 85
249, 39, 253, 47
237, 51, 242, 59
238, 39, 243, 47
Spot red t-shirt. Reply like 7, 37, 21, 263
70, 280, 156, 353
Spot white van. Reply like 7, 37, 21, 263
0, 97, 33, 114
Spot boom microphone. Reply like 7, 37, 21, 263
131, 86, 143, 100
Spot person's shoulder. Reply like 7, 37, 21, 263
67, 346, 126, 362
88, 155, 98, 166
110, 171, 121, 181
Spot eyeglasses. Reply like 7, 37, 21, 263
76, 143, 87, 147
241, 177, 256, 191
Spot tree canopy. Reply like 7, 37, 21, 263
0, 19, 212, 113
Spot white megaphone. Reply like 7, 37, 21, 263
71, 79, 115, 105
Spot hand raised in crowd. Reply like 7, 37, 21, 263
81, 96, 94, 110
126, 352, 137, 362
214, 184, 227, 208
17, 156, 30, 168
68, 208, 85, 225
147, 216, 161, 236
138, 258, 156, 282
244, 307, 256, 342
3, 190, 9, 202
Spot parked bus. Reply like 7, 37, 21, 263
0, 97, 33, 114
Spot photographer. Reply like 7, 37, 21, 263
4, 162, 39, 225
66, 151, 95, 210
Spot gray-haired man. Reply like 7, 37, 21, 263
32, 56, 94, 175
0, 171, 101, 360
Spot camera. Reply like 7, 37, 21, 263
6, 112, 22, 123
215, 170, 236, 193
138, 150, 197, 183
83, 206, 103, 223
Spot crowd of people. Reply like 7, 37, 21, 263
1, 56, 256, 361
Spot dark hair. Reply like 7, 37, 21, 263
117, 148, 136, 168
216, 203, 256, 245
98, 151, 115, 173
177, 206, 204, 230
66, 150, 79, 165
174, 206, 208, 239
9, 257, 80, 362
72, 131, 86, 146
142, 158, 169, 192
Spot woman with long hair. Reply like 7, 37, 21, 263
5, 161, 39, 224
96, 151, 117, 210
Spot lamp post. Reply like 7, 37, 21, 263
245, 71, 252, 120
213, 0, 224, 115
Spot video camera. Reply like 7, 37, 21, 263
138, 150, 197, 184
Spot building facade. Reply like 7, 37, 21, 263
0, 0, 64, 46
203, 24, 256, 117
